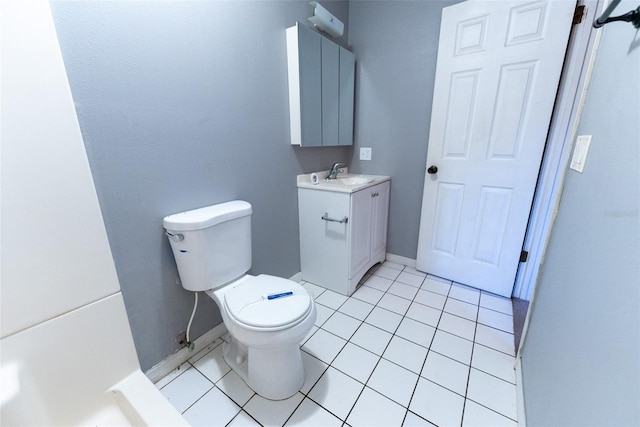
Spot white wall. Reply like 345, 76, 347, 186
49, 0, 352, 370
1, 0, 121, 338
1, 0, 148, 423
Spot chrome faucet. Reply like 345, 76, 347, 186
327, 162, 347, 180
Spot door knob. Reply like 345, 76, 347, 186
427, 165, 438, 174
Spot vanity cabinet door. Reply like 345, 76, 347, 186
349, 182, 390, 280
349, 187, 372, 278
370, 181, 390, 262
298, 188, 350, 291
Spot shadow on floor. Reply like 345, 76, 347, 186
512, 298, 529, 353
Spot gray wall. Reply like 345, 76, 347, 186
51, 0, 463, 371
520, 4, 640, 424
347, 0, 462, 258
50, 0, 351, 371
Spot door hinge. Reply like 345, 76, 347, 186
573, 4, 586, 25
519, 250, 529, 263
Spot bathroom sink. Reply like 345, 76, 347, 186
328, 176, 375, 186
297, 170, 390, 194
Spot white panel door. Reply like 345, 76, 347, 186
416, 0, 575, 297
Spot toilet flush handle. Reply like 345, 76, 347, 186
165, 230, 184, 242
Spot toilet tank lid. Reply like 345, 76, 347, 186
163, 200, 252, 231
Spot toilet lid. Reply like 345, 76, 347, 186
224, 275, 312, 328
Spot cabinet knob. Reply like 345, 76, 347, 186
427, 165, 438, 174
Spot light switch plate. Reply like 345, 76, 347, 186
570, 135, 592, 173
360, 147, 372, 161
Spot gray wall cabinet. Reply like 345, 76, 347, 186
287, 23, 355, 147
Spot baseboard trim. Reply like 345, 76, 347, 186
385, 253, 416, 268
289, 271, 303, 283
145, 322, 227, 384
515, 355, 527, 426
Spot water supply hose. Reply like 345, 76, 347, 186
185, 292, 198, 351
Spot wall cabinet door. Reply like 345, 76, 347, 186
287, 23, 355, 147
321, 37, 340, 146
293, 23, 322, 147
338, 48, 355, 146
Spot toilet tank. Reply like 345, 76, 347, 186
163, 201, 252, 292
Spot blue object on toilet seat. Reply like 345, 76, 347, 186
267, 291, 294, 300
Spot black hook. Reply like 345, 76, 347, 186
593, 5, 640, 28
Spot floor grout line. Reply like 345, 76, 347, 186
159, 263, 519, 426
459, 295, 481, 426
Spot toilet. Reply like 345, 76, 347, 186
163, 201, 316, 400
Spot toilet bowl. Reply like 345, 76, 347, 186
206, 274, 316, 399
163, 201, 316, 400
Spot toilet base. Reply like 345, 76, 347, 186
222, 336, 305, 401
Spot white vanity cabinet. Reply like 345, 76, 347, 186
298, 179, 390, 296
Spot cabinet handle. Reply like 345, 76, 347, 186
321, 213, 348, 224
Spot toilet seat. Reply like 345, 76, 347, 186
223, 275, 312, 330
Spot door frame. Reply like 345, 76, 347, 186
512, 0, 603, 302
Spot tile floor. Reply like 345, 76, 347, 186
155, 261, 518, 426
